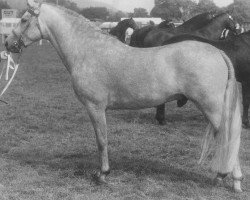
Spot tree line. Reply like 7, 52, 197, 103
0, 0, 249, 23
151, 0, 250, 23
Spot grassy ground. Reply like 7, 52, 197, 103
0, 42, 248, 200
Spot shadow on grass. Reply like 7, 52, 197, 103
16, 151, 214, 190
109, 156, 213, 189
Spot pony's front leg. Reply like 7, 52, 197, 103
85, 102, 110, 184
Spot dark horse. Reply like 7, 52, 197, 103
143, 13, 238, 47
109, 18, 138, 43
130, 20, 175, 47
158, 32, 250, 128
130, 12, 215, 47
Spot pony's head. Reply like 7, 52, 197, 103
221, 13, 239, 34
126, 18, 138, 30
5, 0, 44, 53
158, 20, 175, 29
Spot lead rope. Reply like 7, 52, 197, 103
0, 52, 19, 104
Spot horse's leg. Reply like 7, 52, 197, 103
232, 157, 243, 193
241, 82, 250, 128
195, 83, 242, 192
155, 104, 166, 125
85, 102, 110, 184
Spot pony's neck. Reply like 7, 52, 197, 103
206, 16, 227, 30
40, 4, 107, 72
179, 15, 210, 32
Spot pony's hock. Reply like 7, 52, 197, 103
5, 0, 243, 192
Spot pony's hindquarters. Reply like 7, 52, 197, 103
199, 52, 242, 192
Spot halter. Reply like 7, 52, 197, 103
27, 8, 40, 17
12, 7, 43, 50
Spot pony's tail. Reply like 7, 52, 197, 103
199, 51, 242, 174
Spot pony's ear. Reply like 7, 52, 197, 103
27, 0, 43, 9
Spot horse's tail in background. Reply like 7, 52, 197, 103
199, 51, 241, 174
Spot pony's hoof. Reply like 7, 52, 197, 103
233, 177, 243, 193
213, 177, 224, 187
92, 171, 108, 185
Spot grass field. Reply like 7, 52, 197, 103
0, 42, 248, 200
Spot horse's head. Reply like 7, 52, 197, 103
222, 13, 239, 34
127, 18, 138, 30
5, 0, 44, 53
158, 20, 175, 29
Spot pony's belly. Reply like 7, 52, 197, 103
106, 92, 182, 110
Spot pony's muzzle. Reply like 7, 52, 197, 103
5, 40, 23, 53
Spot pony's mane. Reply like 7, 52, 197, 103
196, 12, 230, 29
210, 12, 228, 22
119, 18, 131, 25
43, 2, 103, 33
183, 12, 212, 25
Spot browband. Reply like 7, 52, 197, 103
27, 8, 40, 17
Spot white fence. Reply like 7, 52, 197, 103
0, 18, 20, 43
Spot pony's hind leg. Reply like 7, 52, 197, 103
155, 104, 166, 125
85, 102, 110, 184
241, 82, 250, 128
229, 93, 243, 192
199, 84, 243, 192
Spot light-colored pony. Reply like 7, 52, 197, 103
5, 1, 243, 192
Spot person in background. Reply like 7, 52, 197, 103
0, 51, 8, 61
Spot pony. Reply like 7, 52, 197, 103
143, 13, 238, 47
5, 0, 243, 192
130, 12, 215, 47
109, 18, 138, 43
160, 31, 250, 128
130, 20, 175, 47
